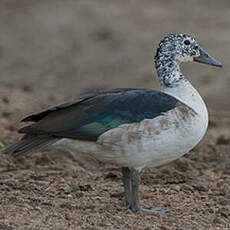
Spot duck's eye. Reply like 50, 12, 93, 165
184, 40, 191, 46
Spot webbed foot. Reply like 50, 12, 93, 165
122, 167, 169, 214
140, 205, 169, 214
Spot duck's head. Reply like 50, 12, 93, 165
155, 33, 222, 68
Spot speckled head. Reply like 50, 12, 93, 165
154, 33, 222, 88
155, 34, 199, 63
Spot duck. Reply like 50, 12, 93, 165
2, 33, 222, 214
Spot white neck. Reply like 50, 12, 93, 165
161, 80, 208, 119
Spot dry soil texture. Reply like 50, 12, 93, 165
0, 0, 230, 229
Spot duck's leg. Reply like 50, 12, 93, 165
122, 167, 168, 214
121, 167, 133, 209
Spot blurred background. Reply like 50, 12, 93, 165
0, 0, 229, 120
0, 1, 230, 228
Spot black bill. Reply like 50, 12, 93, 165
194, 47, 222, 67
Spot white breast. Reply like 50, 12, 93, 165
162, 80, 208, 122
54, 81, 208, 170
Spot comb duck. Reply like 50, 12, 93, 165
3, 33, 222, 214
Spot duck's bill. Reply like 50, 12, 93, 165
194, 48, 222, 68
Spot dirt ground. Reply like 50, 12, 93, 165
0, 0, 230, 229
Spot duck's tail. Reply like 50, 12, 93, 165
1, 135, 59, 157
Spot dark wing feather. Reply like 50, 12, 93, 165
19, 89, 182, 141
21, 93, 96, 122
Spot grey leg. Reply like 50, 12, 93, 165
130, 168, 141, 212
121, 167, 132, 208
121, 167, 169, 214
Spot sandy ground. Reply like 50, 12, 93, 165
0, 0, 230, 229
